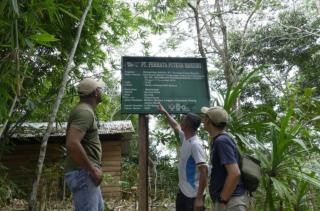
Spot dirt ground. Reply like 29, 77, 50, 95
0, 198, 176, 211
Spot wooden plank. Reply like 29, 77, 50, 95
101, 186, 121, 192
3, 149, 60, 154
103, 193, 121, 197
102, 192, 121, 199
2, 152, 60, 159
102, 172, 121, 176
102, 167, 121, 172
102, 144, 121, 149
100, 151, 120, 156
2, 158, 59, 165
101, 156, 121, 162
102, 193, 121, 197
103, 184, 121, 188
102, 154, 121, 158
103, 175, 120, 181
102, 142, 121, 146
101, 160, 120, 166
101, 142, 121, 149
101, 141, 121, 146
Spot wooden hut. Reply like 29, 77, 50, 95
0, 120, 134, 200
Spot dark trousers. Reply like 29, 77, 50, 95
176, 189, 205, 211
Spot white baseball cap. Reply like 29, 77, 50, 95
201, 106, 229, 126
77, 78, 105, 96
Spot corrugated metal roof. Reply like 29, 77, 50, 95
10, 120, 135, 138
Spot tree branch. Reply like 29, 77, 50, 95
198, 6, 223, 56
276, 21, 320, 37
236, 0, 262, 70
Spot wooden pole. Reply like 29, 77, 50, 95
138, 114, 149, 211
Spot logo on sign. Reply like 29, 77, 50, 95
168, 103, 188, 112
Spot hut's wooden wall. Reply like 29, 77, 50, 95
1, 140, 123, 200
101, 141, 122, 199
1, 143, 62, 195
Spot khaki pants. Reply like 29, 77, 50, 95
214, 193, 249, 211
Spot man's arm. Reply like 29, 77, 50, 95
158, 104, 181, 132
194, 164, 208, 210
197, 164, 208, 198
66, 127, 102, 185
219, 163, 241, 204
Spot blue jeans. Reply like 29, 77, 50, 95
65, 169, 104, 211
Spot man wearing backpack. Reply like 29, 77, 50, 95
159, 104, 208, 211
201, 106, 249, 211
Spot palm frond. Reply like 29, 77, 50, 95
224, 66, 263, 112
270, 177, 294, 201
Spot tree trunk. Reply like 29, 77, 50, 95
316, 0, 320, 12
199, 0, 235, 88
28, 0, 93, 210
215, 0, 235, 88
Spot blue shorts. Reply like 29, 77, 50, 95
65, 169, 104, 211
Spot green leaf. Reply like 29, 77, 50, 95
0, 44, 11, 48
270, 177, 294, 200
224, 66, 262, 112
289, 170, 320, 189
0, 1, 8, 15
311, 116, 320, 122
255, 0, 263, 10
291, 138, 308, 151
29, 33, 59, 44
24, 39, 34, 49
276, 101, 294, 162
11, 0, 19, 15
58, 7, 79, 20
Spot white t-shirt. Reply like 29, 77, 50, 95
178, 130, 207, 198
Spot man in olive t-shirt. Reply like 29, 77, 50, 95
64, 78, 105, 211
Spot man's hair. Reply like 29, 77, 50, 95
79, 90, 96, 100
208, 116, 226, 129
184, 113, 201, 132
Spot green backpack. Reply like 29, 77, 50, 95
239, 153, 262, 192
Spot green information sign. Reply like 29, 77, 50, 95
121, 56, 210, 114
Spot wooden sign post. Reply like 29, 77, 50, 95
138, 114, 149, 211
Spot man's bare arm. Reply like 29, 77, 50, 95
194, 164, 208, 210
158, 104, 181, 132
220, 163, 241, 201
